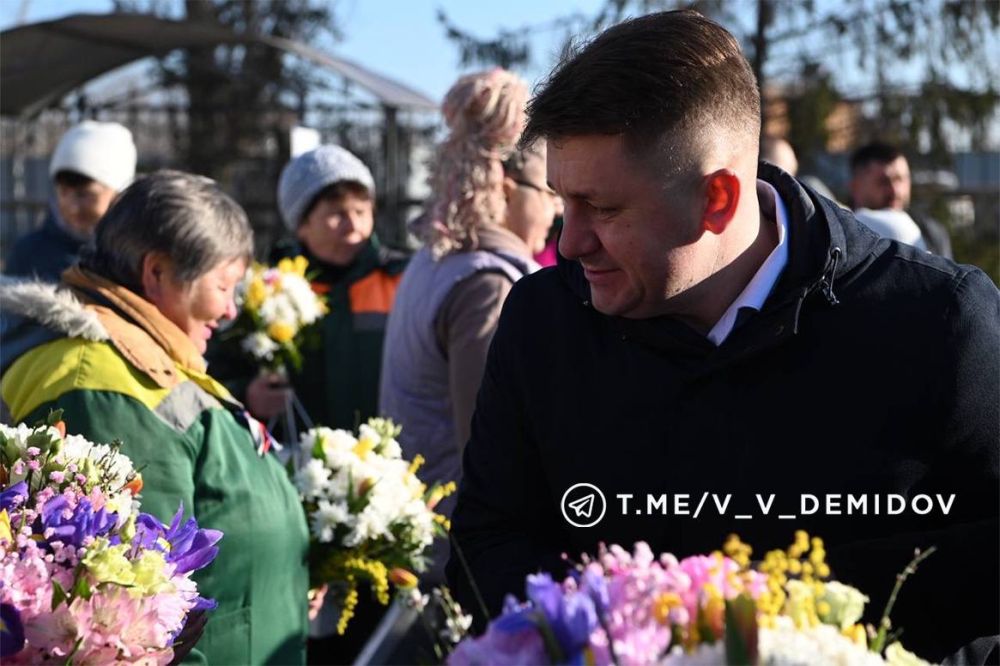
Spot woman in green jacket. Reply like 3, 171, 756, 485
0, 171, 310, 665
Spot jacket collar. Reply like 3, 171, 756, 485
458, 224, 540, 277
62, 266, 207, 375
296, 234, 388, 286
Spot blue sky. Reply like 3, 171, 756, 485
3, 0, 995, 149
0, 0, 611, 103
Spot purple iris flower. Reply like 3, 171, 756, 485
524, 573, 598, 661
131, 513, 169, 554
580, 567, 610, 616
190, 596, 218, 612
41, 495, 116, 548
0, 603, 25, 657
162, 504, 222, 574
0, 482, 27, 512
129, 506, 221, 613
493, 596, 537, 634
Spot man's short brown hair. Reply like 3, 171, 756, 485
522, 10, 761, 169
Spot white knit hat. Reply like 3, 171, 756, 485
277, 145, 375, 229
49, 121, 137, 192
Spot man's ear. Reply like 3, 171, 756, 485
702, 169, 740, 234
140, 252, 172, 302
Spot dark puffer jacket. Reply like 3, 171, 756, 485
448, 163, 999, 662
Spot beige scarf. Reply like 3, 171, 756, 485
62, 266, 207, 387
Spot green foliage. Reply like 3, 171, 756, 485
51, 580, 68, 611
111, 0, 341, 181
725, 594, 760, 665
952, 228, 1000, 285
436, 10, 530, 71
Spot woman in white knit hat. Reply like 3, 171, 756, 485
5, 120, 137, 282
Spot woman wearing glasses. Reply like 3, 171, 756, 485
379, 68, 557, 580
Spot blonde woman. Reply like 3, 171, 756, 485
380, 69, 558, 576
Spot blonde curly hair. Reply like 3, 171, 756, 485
424, 68, 528, 259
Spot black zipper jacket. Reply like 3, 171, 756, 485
448, 163, 999, 661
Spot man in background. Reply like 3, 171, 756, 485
5, 121, 137, 281
849, 141, 953, 257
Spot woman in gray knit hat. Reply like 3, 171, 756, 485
207, 144, 409, 664
224, 145, 409, 431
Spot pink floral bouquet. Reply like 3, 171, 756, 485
448, 533, 931, 665
0, 413, 221, 664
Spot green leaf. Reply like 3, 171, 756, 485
26, 430, 53, 453
46, 408, 65, 426
724, 594, 759, 665
531, 611, 566, 664
696, 604, 716, 644
51, 579, 68, 610
71, 574, 92, 601
63, 636, 84, 666
312, 434, 326, 460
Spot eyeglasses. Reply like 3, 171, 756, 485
512, 179, 558, 197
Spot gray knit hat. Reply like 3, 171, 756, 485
277, 145, 375, 229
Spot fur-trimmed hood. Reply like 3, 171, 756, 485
2, 271, 206, 389
0, 277, 108, 375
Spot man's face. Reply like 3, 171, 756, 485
550, 134, 710, 320
296, 191, 374, 267
850, 156, 911, 210
55, 180, 117, 236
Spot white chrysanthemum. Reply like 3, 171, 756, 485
321, 429, 359, 460
312, 499, 352, 543
299, 420, 442, 558
380, 437, 402, 459
241, 331, 279, 361
59, 432, 95, 461
757, 616, 886, 665
283, 275, 324, 324
85, 443, 136, 488
660, 617, 889, 666
817, 581, 869, 630
351, 503, 393, 545
661, 642, 726, 665
0, 422, 38, 446
105, 489, 138, 525
258, 293, 299, 328
296, 459, 333, 501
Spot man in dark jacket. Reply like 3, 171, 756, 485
849, 141, 954, 258
447, 10, 998, 663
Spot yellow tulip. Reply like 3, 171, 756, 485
267, 321, 295, 343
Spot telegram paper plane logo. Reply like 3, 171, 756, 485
568, 494, 595, 518
560, 483, 607, 528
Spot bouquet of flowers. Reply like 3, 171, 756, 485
0, 413, 221, 664
293, 418, 454, 634
230, 256, 328, 373
448, 532, 931, 665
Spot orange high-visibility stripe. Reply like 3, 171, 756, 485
348, 271, 402, 314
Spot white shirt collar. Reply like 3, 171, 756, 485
706, 181, 789, 346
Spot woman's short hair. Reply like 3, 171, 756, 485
84, 170, 253, 293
